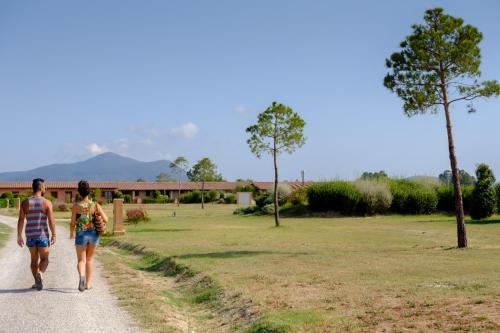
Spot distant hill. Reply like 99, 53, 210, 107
0, 152, 187, 181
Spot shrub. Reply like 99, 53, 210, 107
126, 208, 150, 224
261, 203, 275, 215
223, 193, 236, 204
470, 163, 497, 220
114, 190, 124, 199
272, 184, 292, 206
0, 198, 10, 208
55, 204, 69, 212
0, 192, 14, 201
123, 194, 132, 204
496, 184, 500, 213
354, 180, 392, 215
233, 205, 259, 215
389, 180, 437, 214
255, 192, 273, 208
142, 197, 157, 204
207, 189, 221, 202
307, 181, 361, 215
234, 185, 256, 194
180, 190, 203, 203
436, 185, 474, 213
462, 185, 474, 213
287, 187, 308, 206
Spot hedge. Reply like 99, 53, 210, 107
389, 180, 437, 214
307, 181, 361, 215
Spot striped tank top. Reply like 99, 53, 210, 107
25, 196, 49, 239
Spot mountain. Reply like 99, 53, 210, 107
0, 152, 187, 181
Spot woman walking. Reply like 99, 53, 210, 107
70, 180, 108, 292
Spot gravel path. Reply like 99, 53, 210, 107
0, 215, 143, 333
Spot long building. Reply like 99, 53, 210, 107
0, 181, 309, 203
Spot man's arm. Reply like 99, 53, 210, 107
17, 201, 27, 247
46, 201, 56, 245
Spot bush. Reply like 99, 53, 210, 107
436, 185, 474, 213
55, 204, 69, 212
261, 204, 275, 215
255, 192, 273, 208
470, 163, 497, 220
0, 198, 11, 208
272, 184, 292, 206
389, 180, 437, 214
207, 189, 221, 202
287, 187, 308, 206
123, 194, 132, 204
0, 192, 14, 201
126, 208, 150, 224
180, 190, 203, 203
354, 180, 392, 215
223, 193, 236, 204
114, 190, 124, 199
496, 184, 500, 213
307, 181, 361, 215
142, 197, 157, 204
462, 185, 474, 213
233, 205, 259, 215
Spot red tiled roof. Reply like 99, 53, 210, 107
0, 181, 252, 191
0, 181, 312, 192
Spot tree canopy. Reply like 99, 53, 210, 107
187, 158, 223, 183
384, 7, 499, 116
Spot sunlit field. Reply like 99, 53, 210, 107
94, 204, 500, 332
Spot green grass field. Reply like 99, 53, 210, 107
99, 204, 500, 332
0, 223, 11, 250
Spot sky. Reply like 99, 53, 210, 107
1, 0, 499, 181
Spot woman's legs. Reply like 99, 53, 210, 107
85, 245, 96, 288
75, 245, 87, 278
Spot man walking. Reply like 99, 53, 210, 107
17, 178, 56, 290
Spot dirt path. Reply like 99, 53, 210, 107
0, 215, 143, 333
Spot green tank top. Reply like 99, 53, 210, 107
75, 201, 96, 232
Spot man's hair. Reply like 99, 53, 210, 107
78, 180, 91, 198
32, 178, 45, 192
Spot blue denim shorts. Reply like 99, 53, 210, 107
26, 237, 50, 248
75, 230, 99, 246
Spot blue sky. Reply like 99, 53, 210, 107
1, 0, 499, 181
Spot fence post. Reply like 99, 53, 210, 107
113, 198, 125, 235
16, 198, 21, 212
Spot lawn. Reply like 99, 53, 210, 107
0, 222, 11, 250
100, 204, 500, 332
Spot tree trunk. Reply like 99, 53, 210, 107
440, 69, 467, 248
273, 149, 280, 227
201, 181, 205, 209
178, 179, 181, 207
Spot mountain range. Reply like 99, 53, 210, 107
0, 153, 186, 182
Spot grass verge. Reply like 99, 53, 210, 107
99, 237, 261, 332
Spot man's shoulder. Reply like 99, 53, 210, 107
43, 198, 53, 207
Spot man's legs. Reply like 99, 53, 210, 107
28, 247, 39, 279
38, 246, 50, 274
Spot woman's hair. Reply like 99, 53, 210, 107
77, 180, 91, 198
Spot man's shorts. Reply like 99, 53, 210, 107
26, 238, 50, 248
75, 230, 100, 246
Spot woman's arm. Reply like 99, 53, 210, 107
96, 203, 108, 223
70, 204, 77, 239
